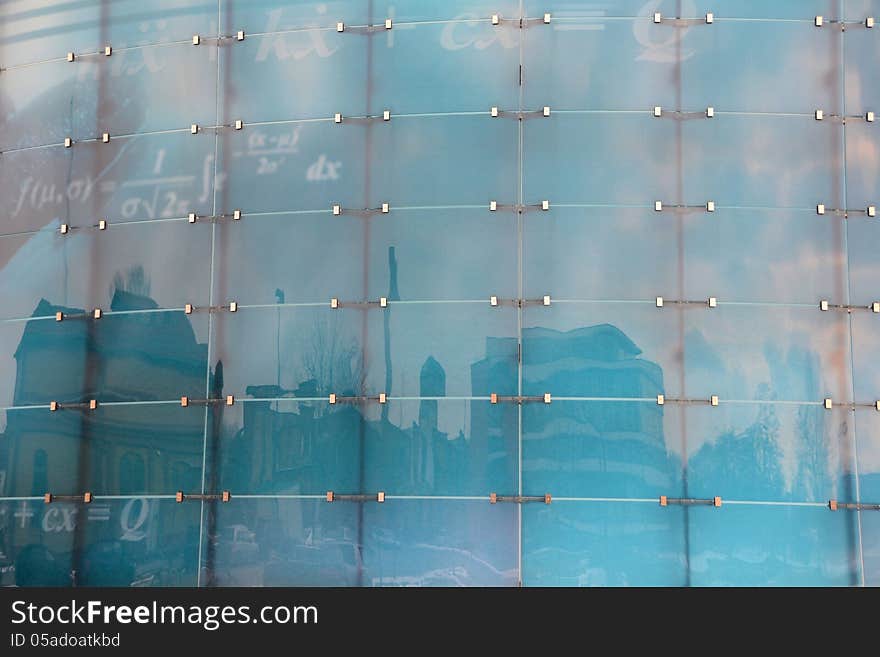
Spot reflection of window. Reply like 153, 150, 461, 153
119, 452, 145, 494
31, 449, 48, 496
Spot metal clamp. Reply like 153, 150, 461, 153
326, 491, 386, 503
829, 500, 880, 511
54, 307, 103, 322
490, 106, 551, 120
335, 19, 393, 34
44, 492, 92, 504
188, 210, 242, 223
490, 14, 552, 27
176, 491, 231, 503
654, 200, 716, 213
184, 302, 237, 315
655, 296, 717, 308
819, 300, 880, 313
656, 394, 719, 407
490, 493, 552, 504
660, 495, 722, 507
490, 393, 552, 405
328, 393, 388, 405
49, 400, 98, 412
815, 110, 875, 123
823, 400, 880, 412
59, 221, 108, 235
489, 200, 550, 213
333, 110, 391, 124
192, 30, 245, 44
653, 12, 715, 26
329, 297, 388, 310
653, 106, 714, 119
816, 204, 876, 218
815, 16, 876, 30
180, 395, 235, 407
489, 295, 552, 308
331, 203, 390, 217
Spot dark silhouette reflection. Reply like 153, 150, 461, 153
0, 287, 207, 586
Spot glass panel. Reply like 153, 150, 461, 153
524, 1, 836, 20
847, 219, 880, 305
222, 30, 368, 123
361, 499, 517, 586
854, 409, 880, 502
522, 302, 683, 399
686, 403, 855, 504
851, 313, 880, 402
683, 304, 852, 402
362, 399, 517, 496
77, 498, 201, 586
688, 504, 860, 586
845, 121, 879, 212
108, 0, 217, 44
365, 302, 519, 397
0, 59, 93, 151
219, 120, 364, 214
0, 309, 209, 408
372, 21, 519, 115
523, 113, 677, 205
682, 19, 837, 114
0, 220, 211, 322
97, 42, 217, 137
524, 206, 678, 301
213, 208, 516, 306
524, 18, 677, 112
370, 115, 517, 207
0, 498, 75, 586
0, 132, 216, 235
683, 208, 846, 304
521, 501, 688, 586
522, 400, 684, 499
373, 1, 518, 23
204, 497, 361, 586
210, 397, 517, 496
226, 1, 371, 34
683, 114, 840, 208
0, 1, 100, 68
0, 317, 88, 408
863, 513, 880, 586
845, 7, 879, 116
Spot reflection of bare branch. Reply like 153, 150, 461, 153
110, 265, 151, 299
302, 316, 364, 398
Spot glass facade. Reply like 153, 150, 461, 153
0, 0, 877, 587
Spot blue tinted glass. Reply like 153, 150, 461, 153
521, 501, 688, 586
686, 403, 856, 503
219, 120, 364, 214
845, 122, 879, 211
683, 208, 845, 304
851, 313, 880, 402
371, 115, 518, 207
847, 219, 880, 305
688, 504, 860, 586
223, 30, 368, 122
205, 497, 361, 586
524, 113, 677, 205
524, 206, 679, 301
522, 400, 685, 499
226, 1, 370, 34
522, 302, 682, 399
0, 498, 75, 586
373, 1, 517, 23
78, 498, 201, 586
855, 409, 880, 501
0, 1, 100, 67
372, 21, 519, 114
361, 500, 517, 586
0, 220, 211, 322
683, 304, 852, 402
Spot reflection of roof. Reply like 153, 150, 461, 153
15, 292, 206, 375
522, 325, 642, 364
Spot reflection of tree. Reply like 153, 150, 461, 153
688, 405, 785, 501
302, 317, 363, 400
794, 405, 837, 502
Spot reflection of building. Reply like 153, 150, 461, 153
0, 289, 207, 585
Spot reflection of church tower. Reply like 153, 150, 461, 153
414, 356, 445, 489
